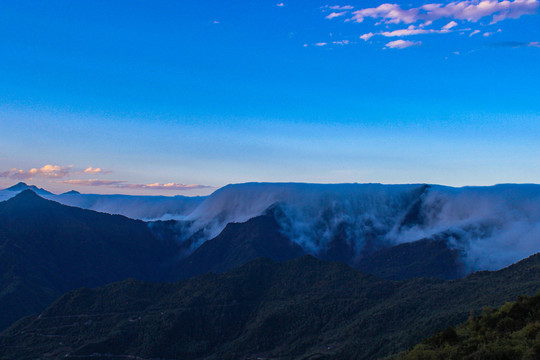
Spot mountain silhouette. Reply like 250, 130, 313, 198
0, 190, 181, 330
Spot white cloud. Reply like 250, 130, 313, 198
443, 20, 459, 30
360, 32, 375, 41
326, 11, 347, 19
470, 29, 481, 36
315, 42, 328, 46
58, 179, 212, 191
352, 3, 419, 24
276, 2, 284, 7
385, 39, 422, 49
351, 0, 539, 25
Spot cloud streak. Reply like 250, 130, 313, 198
58, 179, 213, 191
0, 164, 114, 180
327, 5, 354, 10
487, 40, 540, 46
378, 25, 454, 37
326, 11, 347, 19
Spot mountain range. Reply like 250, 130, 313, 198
3, 181, 540, 274
0, 189, 466, 331
0, 182, 205, 220
0, 181, 539, 359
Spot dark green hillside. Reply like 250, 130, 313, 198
2, 254, 540, 360
399, 292, 540, 359
0, 190, 181, 330
357, 238, 464, 280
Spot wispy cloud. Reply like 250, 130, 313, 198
59, 179, 124, 187
488, 40, 540, 47
359, 23, 455, 42
326, 11, 347, 19
327, 5, 354, 10
351, 0, 539, 25
58, 179, 213, 191
276, 2, 284, 7
0, 165, 72, 180
380, 25, 454, 37
385, 39, 422, 49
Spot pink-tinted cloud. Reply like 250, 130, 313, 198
83, 166, 111, 174
0, 165, 72, 180
352, 3, 420, 24
58, 179, 213, 191
385, 39, 422, 49
326, 11, 347, 19
360, 32, 375, 41
351, 0, 539, 25
443, 20, 459, 29
379, 25, 453, 37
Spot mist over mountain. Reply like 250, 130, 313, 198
2, 181, 540, 274
51, 192, 205, 220
172, 182, 540, 273
0, 182, 53, 199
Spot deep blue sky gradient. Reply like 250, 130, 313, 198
0, 1, 538, 194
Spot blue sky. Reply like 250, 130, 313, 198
0, 0, 539, 195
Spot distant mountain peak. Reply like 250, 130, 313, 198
4, 182, 54, 195
61, 190, 80, 195
11, 189, 45, 201
5, 182, 30, 190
